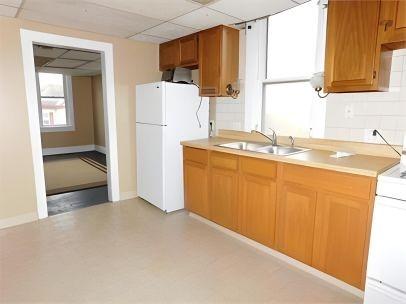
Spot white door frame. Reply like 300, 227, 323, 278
20, 29, 120, 219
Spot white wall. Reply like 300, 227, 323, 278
325, 49, 406, 145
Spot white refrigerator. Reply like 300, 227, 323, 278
136, 81, 209, 212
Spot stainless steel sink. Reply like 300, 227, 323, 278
216, 141, 310, 156
216, 141, 268, 152
255, 145, 310, 156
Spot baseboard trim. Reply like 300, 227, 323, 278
0, 212, 38, 230
42, 145, 96, 156
120, 191, 138, 201
95, 145, 106, 154
189, 212, 364, 299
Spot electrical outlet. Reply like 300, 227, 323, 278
344, 104, 354, 119
209, 120, 215, 137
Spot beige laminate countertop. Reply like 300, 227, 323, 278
181, 137, 400, 177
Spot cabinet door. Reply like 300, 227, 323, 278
184, 160, 209, 218
324, 0, 381, 92
159, 40, 180, 71
379, 0, 406, 45
199, 27, 221, 96
239, 158, 277, 247
312, 193, 370, 289
275, 183, 317, 265
209, 152, 238, 231
179, 34, 198, 67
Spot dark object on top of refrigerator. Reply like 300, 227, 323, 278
161, 67, 192, 84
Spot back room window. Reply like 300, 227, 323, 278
37, 72, 74, 132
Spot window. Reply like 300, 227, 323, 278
37, 72, 74, 132
262, 0, 326, 138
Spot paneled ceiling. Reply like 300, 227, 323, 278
0, 0, 306, 44
34, 44, 102, 76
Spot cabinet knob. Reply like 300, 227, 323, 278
380, 19, 393, 31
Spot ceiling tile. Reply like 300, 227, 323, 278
60, 50, 100, 61
20, 0, 162, 38
45, 58, 87, 68
129, 34, 169, 44
77, 60, 101, 71
0, 4, 17, 16
0, 0, 22, 7
33, 45, 68, 58
34, 56, 53, 67
84, 0, 201, 21
171, 7, 241, 30
208, 0, 297, 20
142, 22, 198, 40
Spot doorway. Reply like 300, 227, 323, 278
34, 45, 109, 215
20, 30, 120, 219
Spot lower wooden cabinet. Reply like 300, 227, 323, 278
239, 157, 277, 247
182, 148, 376, 290
312, 193, 371, 289
183, 147, 209, 219
209, 152, 239, 231
275, 182, 317, 265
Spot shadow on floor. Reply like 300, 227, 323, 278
47, 186, 109, 216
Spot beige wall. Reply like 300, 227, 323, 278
91, 75, 105, 148
41, 76, 95, 148
0, 16, 161, 223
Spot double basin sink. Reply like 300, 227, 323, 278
216, 141, 310, 156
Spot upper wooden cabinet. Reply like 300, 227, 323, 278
199, 25, 239, 97
324, 0, 406, 93
378, 0, 406, 47
179, 34, 198, 68
159, 40, 180, 71
324, 0, 382, 93
158, 25, 239, 97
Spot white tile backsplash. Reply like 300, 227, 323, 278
325, 51, 406, 145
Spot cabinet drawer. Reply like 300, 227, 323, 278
183, 147, 208, 165
240, 157, 277, 180
210, 152, 238, 171
281, 164, 373, 200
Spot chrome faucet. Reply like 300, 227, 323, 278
251, 129, 278, 146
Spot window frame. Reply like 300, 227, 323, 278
261, 0, 327, 134
36, 72, 75, 133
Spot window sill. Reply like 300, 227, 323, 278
40, 125, 75, 133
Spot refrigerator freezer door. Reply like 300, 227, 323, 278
136, 82, 166, 125
136, 123, 164, 210
364, 279, 406, 304
367, 196, 406, 292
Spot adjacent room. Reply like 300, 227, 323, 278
34, 44, 109, 215
0, 0, 405, 303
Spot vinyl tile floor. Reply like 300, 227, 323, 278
0, 198, 362, 303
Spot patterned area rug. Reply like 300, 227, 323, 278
44, 157, 107, 195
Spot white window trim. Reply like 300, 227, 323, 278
260, 1, 328, 133
36, 73, 75, 133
